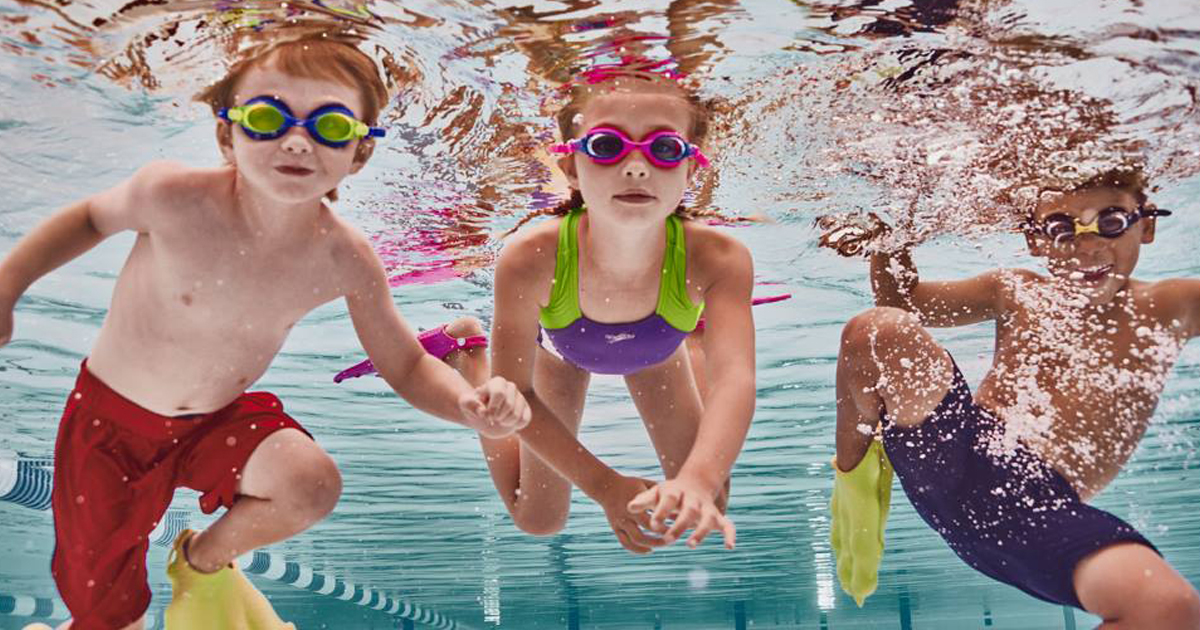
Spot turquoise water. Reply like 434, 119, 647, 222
2, 1, 1199, 628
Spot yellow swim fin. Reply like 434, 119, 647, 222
165, 529, 296, 630
830, 438, 893, 607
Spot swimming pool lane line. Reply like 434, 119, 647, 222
0, 450, 477, 630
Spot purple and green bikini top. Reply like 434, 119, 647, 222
539, 208, 705, 375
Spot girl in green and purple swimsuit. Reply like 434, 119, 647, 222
477, 71, 758, 553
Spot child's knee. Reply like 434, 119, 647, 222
514, 513, 567, 537
511, 501, 568, 536
282, 450, 342, 521
445, 316, 485, 339
841, 307, 917, 353
1146, 580, 1200, 626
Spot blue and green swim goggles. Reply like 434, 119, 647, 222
219, 96, 385, 148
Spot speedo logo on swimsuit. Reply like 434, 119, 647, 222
605, 333, 636, 344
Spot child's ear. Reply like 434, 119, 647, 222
216, 121, 235, 163
350, 138, 375, 173
558, 154, 579, 189
1140, 216, 1157, 244
1024, 231, 1047, 257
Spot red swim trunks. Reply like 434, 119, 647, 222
50, 360, 312, 629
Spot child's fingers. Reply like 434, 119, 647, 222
720, 513, 737, 550
686, 512, 719, 549
615, 523, 657, 554
481, 378, 514, 416
663, 496, 701, 543
627, 485, 659, 514
461, 395, 486, 422
511, 393, 532, 429
649, 489, 682, 533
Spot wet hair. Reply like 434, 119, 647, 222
1069, 168, 1148, 207
1026, 168, 1150, 224
505, 74, 732, 236
194, 37, 389, 201
195, 37, 388, 126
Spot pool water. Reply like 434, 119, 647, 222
1, 1, 1198, 628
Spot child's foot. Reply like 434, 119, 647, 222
165, 529, 296, 629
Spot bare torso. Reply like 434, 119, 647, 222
87, 168, 361, 415
975, 271, 1188, 500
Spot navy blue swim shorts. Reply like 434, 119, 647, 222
881, 354, 1158, 609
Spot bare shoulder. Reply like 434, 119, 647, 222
1141, 277, 1200, 331
989, 267, 1043, 310
89, 161, 234, 234
682, 220, 753, 285
131, 161, 230, 205
497, 217, 559, 278
320, 213, 387, 293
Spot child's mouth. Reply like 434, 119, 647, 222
275, 166, 314, 177
1068, 264, 1114, 282
613, 192, 656, 204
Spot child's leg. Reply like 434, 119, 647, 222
684, 330, 708, 399
436, 317, 591, 535
835, 307, 954, 471
185, 429, 341, 572
480, 345, 590, 535
624, 342, 730, 510
626, 343, 704, 478
1074, 542, 1200, 628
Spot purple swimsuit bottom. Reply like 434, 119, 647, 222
883, 354, 1158, 609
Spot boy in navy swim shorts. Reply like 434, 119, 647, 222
821, 169, 1200, 627
0, 36, 529, 630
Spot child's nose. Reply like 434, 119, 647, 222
280, 128, 313, 154
622, 153, 649, 180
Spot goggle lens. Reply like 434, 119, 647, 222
1096, 210, 1131, 235
315, 112, 355, 142
585, 133, 626, 159
245, 104, 287, 134
649, 135, 688, 162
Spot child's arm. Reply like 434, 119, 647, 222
341, 233, 529, 437
0, 161, 176, 347
629, 234, 753, 550
870, 248, 1005, 327
816, 212, 1005, 327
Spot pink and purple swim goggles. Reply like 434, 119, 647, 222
551, 127, 710, 169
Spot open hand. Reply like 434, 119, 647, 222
459, 376, 531, 438
628, 477, 736, 550
814, 212, 892, 257
597, 475, 670, 554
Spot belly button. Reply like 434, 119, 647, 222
181, 293, 193, 306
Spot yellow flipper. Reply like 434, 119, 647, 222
165, 530, 296, 630
830, 439, 893, 607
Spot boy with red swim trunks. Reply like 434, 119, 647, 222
0, 37, 530, 629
